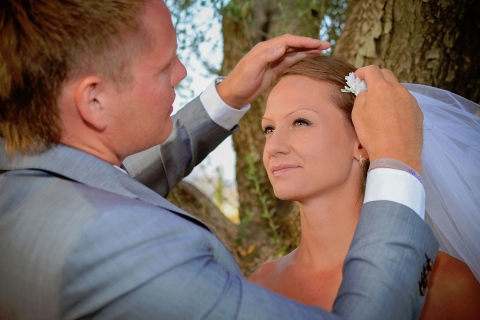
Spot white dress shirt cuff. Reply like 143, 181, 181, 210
364, 168, 425, 219
199, 80, 250, 130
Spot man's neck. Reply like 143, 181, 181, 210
60, 135, 122, 166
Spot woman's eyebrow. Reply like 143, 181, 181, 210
263, 108, 319, 121
285, 108, 318, 117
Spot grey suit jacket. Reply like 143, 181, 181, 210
0, 97, 438, 319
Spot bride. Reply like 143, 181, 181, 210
248, 55, 480, 318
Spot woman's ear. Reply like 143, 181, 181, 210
353, 136, 369, 163
74, 76, 108, 131
357, 142, 369, 161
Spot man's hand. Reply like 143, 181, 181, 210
352, 66, 424, 173
216, 34, 330, 108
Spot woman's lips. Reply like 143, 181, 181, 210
271, 165, 300, 177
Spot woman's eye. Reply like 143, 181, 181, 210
293, 118, 311, 127
263, 125, 275, 135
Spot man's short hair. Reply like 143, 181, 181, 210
0, 0, 150, 155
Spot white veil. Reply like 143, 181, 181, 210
404, 84, 480, 281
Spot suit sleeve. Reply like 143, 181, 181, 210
123, 96, 233, 197
334, 201, 439, 319
60, 198, 438, 320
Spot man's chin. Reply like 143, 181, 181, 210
155, 121, 174, 145
127, 120, 173, 155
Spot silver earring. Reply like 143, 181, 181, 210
359, 155, 363, 166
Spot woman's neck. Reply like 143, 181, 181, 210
294, 183, 363, 271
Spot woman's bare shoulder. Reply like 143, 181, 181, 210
248, 251, 295, 286
248, 260, 275, 284
420, 252, 480, 319
432, 252, 479, 293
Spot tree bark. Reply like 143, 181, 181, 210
334, 0, 480, 103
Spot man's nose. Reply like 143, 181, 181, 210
172, 57, 187, 86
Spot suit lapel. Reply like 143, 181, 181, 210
113, 169, 212, 231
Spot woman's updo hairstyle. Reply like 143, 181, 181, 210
273, 55, 370, 196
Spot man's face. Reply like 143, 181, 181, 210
106, 0, 186, 159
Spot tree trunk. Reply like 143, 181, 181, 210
220, 0, 323, 275
334, 0, 480, 103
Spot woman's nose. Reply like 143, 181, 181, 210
264, 129, 290, 157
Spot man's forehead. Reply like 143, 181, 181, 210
133, 0, 177, 64
142, 0, 175, 36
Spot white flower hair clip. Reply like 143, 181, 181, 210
341, 72, 367, 96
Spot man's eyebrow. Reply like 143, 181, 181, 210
156, 44, 178, 72
167, 43, 178, 61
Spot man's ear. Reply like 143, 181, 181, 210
74, 76, 108, 131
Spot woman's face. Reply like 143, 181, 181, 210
262, 75, 360, 201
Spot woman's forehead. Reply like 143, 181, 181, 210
265, 76, 339, 117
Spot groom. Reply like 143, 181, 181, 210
0, 0, 437, 319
